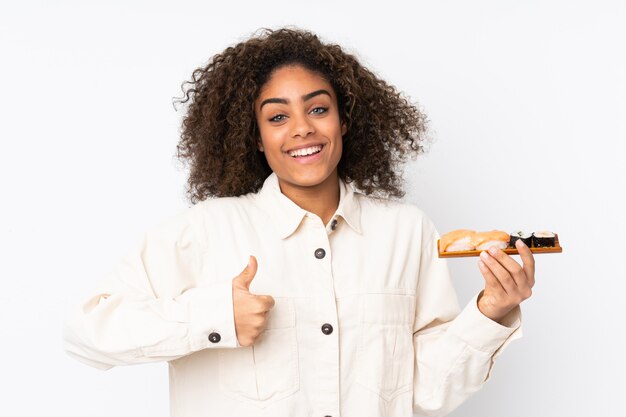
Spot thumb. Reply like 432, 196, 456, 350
237, 255, 258, 291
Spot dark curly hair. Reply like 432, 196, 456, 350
173, 26, 429, 204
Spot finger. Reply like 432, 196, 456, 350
238, 255, 258, 290
479, 250, 518, 294
515, 239, 536, 287
256, 294, 275, 311
485, 247, 528, 288
478, 259, 506, 295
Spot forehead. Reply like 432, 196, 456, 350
256, 65, 334, 99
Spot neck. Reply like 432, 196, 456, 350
277, 171, 340, 226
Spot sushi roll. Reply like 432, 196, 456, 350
532, 231, 556, 247
509, 231, 532, 248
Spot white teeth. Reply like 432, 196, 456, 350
288, 145, 323, 157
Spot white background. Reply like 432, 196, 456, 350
1, 0, 624, 416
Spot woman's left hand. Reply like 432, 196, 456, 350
477, 239, 535, 323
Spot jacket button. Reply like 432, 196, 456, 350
330, 219, 337, 230
314, 248, 326, 259
321, 323, 333, 335
208, 332, 221, 343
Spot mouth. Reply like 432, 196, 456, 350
286, 144, 325, 159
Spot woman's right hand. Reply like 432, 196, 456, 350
231, 255, 275, 347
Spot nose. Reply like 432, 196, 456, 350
290, 113, 315, 138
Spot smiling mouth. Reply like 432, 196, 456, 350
287, 144, 324, 158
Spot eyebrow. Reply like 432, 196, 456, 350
259, 89, 331, 111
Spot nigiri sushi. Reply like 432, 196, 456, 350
439, 229, 476, 252
471, 230, 510, 251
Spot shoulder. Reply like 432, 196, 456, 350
357, 192, 430, 222
193, 194, 248, 217
356, 193, 439, 237
144, 194, 254, 250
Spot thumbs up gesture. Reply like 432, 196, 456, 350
232, 255, 275, 347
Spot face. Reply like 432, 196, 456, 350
254, 65, 347, 191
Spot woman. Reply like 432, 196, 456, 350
64, 27, 535, 417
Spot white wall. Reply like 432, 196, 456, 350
1, 1, 624, 416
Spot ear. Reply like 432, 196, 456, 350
341, 121, 347, 137
257, 137, 264, 152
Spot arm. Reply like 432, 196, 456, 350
63, 212, 239, 370
412, 219, 522, 417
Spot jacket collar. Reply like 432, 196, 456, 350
254, 172, 362, 239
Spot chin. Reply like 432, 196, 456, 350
284, 170, 334, 188
288, 176, 325, 187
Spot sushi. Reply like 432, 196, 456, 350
533, 231, 556, 247
471, 230, 510, 251
438, 228, 561, 257
439, 229, 510, 252
509, 231, 532, 247
439, 229, 476, 252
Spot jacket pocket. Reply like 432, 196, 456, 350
217, 297, 299, 408
355, 293, 415, 402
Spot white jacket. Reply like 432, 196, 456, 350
63, 172, 522, 417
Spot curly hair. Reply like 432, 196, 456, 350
173, 26, 429, 204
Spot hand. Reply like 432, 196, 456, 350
477, 239, 535, 323
232, 255, 275, 347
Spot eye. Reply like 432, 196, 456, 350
311, 107, 328, 115
269, 114, 286, 123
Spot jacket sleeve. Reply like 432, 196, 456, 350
412, 218, 522, 417
63, 210, 240, 371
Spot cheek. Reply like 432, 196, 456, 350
258, 136, 286, 166
329, 122, 344, 152
257, 127, 277, 151
261, 136, 282, 155
333, 140, 343, 160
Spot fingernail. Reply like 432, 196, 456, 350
480, 251, 488, 259
488, 246, 498, 255
515, 239, 525, 248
